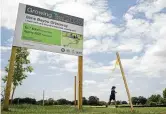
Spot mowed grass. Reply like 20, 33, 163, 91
1, 105, 166, 114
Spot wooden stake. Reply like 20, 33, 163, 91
116, 52, 134, 112
3, 46, 17, 111
78, 56, 83, 109
74, 76, 76, 107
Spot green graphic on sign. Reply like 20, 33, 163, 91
21, 23, 83, 49
61, 31, 83, 49
22, 23, 61, 46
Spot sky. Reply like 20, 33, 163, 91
1, 0, 166, 102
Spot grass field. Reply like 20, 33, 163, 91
1, 105, 166, 114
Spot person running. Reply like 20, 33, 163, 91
106, 86, 117, 108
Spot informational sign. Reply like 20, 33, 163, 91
13, 3, 84, 56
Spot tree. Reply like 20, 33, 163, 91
2, 47, 33, 103
12, 98, 20, 104
131, 97, 139, 105
138, 96, 147, 105
116, 100, 121, 105
147, 94, 162, 104
122, 101, 128, 104
159, 98, 166, 105
99, 101, 106, 106
163, 88, 166, 98
71, 100, 77, 105
82, 97, 88, 105
37, 100, 47, 105
57, 98, 70, 105
149, 102, 157, 106
88, 96, 99, 106
48, 98, 54, 105
12, 97, 36, 104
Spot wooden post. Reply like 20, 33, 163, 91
78, 56, 83, 109
74, 76, 76, 107
3, 46, 17, 111
116, 52, 134, 112
43, 90, 45, 106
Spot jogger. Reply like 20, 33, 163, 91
106, 86, 117, 107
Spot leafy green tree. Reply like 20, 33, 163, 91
159, 98, 166, 105
2, 47, 33, 103
147, 94, 162, 104
163, 88, 166, 98
138, 96, 147, 105
71, 100, 77, 105
149, 102, 157, 106
37, 100, 47, 105
57, 98, 70, 105
116, 100, 121, 105
99, 101, 106, 106
88, 96, 99, 106
47, 98, 54, 105
131, 97, 139, 105
12, 97, 36, 104
121, 101, 128, 104
82, 97, 88, 105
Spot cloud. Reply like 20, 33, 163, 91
97, 83, 108, 88
64, 62, 77, 70
44, 73, 63, 77
83, 38, 118, 55
116, 38, 144, 52
64, 88, 73, 92
139, 38, 166, 76
27, 93, 34, 96
45, 53, 117, 74
128, 80, 133, 84
120, 0, 166, 54
117, 19, 150, 53
124, 13, 133, 20
0, 46, 11, 52
114, 0, 166, 79
97, 78, 115, 88
155, 90, 162, 95
27, 72, 36, 76
84, 20, 120, 38
83, 80, 96, 86
28, 49, 43, 64
48, 66, 58, 70
127, 0, 166, 19
51, 89, 61, 93
160, 80, 166, 85
0, 70, 7, 77
84, 39, 100, 49
1, 0, 43, 29
51, 88, 74, 100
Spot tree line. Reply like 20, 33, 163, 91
2, 96, 128, 106
131, 88, 166, 106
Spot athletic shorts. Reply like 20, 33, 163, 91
109, 96, 115, 101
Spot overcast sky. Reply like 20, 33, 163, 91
1, 0, 166, 102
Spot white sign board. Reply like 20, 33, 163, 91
13, 3, 84, 56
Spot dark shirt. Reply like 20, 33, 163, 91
111, 90, 115, 97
